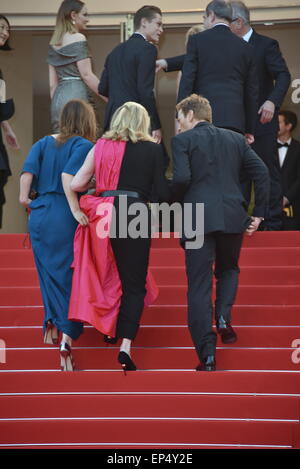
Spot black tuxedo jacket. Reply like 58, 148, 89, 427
98, 34, 161, 131
177, 25, 258, 135
172, 122, 269, 237
249, 30, 291, 137
280, 138, 300, 219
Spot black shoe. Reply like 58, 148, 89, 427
118, 351, 137, 373
196, 355, 216, 371
103, 335, 118, 344
216, 316, 237, 344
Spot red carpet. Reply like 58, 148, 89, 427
0, 232, 299, 448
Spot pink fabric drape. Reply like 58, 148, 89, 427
68, 138, 158, 337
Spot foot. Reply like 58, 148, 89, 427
196, 355, 216, 371
44, 321, 59, 345
118, 351, 137, 371
216, 316, 237, 344
103, 335, 118, 344
60, 342, 75, 371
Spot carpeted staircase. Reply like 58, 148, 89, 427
0, 232, 299, 449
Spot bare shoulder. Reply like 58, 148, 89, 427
61, 32, 87, 46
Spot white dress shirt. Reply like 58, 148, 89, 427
243, 28, 253, 43
277, 137, 292, 168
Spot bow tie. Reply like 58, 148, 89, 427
277, 142, 289, 148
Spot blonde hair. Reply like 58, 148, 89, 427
103, 102, 155, 143
185, 24, 203, 45
50, 0, 85, 46
176, 94, 212, 123
57, 99, 97, 144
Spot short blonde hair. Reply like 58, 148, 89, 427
103, 102, 155, 143
57, 99, 97, 144
176, 94, 212, 123
50, 0, 85, 46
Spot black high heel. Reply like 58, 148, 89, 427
60, 342, 75, 371
118, 351, 137, 374
103, 335, 118, 344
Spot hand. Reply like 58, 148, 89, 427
152, 128, 162, 144
245, 133, 255, 145
19, 197, 31, 209
283, 196, 290, 208
258, 100, 275, 124
87, 176, 96, 189
73, 210, 89, 226
245, 216, 262, 236
3, 124, 20, 150
155, 59, 167, 73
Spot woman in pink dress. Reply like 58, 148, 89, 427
65, 102, 171, 371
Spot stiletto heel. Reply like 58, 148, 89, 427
118, 351, 136, 374
44, 321, 59, 345
60, 342, 74, 371
103, 335, 118, 344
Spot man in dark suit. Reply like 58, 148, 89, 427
230, 1, 291, 230
98, 5, 163, 143
177, 0, 258, 143
172, 94, 269, 371
278, 110, 300, 230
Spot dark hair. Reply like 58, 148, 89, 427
176, 94, 212, 123
133, 5, 162, 30
206, 0, 233, 23
279, 110, 298, 132
0, 15, 12, 51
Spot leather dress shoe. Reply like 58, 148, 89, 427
216, 316, 237, 344
196, 355, 216, 371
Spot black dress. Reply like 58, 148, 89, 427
111, 140, 171, 339
0, 69, 14, 228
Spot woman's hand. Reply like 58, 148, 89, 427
19, 197, 31, 209
73, 209, 89, 226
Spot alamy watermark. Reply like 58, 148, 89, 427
291, 339, 300, 364
0, 339, 6, 364
95, 197, 204, 249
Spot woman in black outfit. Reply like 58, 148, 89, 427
0, 14, 19, 228
68, 101, 171, 371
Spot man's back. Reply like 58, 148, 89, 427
178, 25, 258, 134
99, 34, 161, 131
172, 122, 268, 234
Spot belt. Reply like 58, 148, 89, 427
98, 190, 146, 201
61, 77, 81, 81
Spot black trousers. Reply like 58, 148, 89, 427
185, 232, 244, 362
110, 198, 151, 340
249, 134, 283, 230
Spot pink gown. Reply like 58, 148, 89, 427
68, 138, 158, 337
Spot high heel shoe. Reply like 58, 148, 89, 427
103, 335, 118, 344
44, 321, 59, 345
118, 351, 136, 374
60, 342, 75, 372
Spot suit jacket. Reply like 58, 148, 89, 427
177, 25, 258, 135
280, 138, 300, 225
98, 34, 161, 131
249, 30, 291, 137
172, 122, 269, 238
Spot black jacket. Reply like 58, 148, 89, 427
280, 138, 300, 214
177, 25, 259, 135
99, 34, 161, 131
249, 30, 291, 136
172, 122, 269, 237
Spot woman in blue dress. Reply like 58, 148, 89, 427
19, 99, 96, 371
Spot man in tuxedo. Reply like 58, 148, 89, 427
278, 110, 300, 230
230, 1, 291, 230
98, 5, 163, 143
172, 94, 269, 371
177, 0, 258, 143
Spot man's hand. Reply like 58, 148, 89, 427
246, 216, 263, 236
155, 59, 167, 73
245, 133, 255, 145
258, 100, 275, 124
152, 128, 162, 144
283, 196, 290, 208
2, 122, 20, 150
